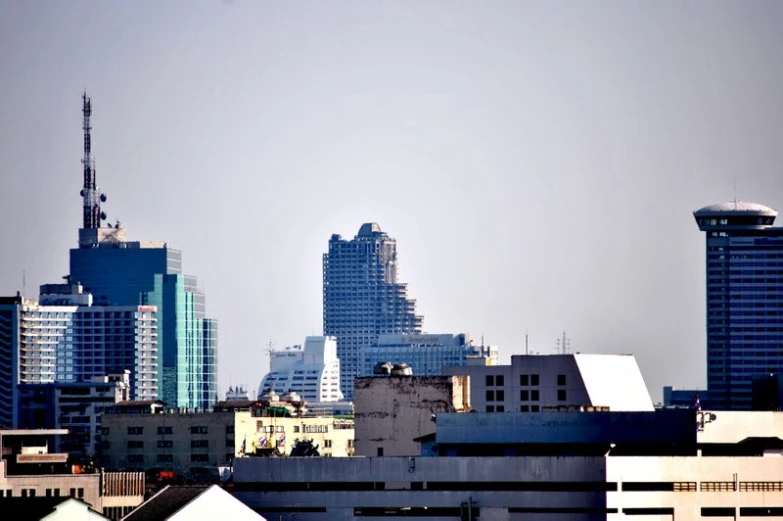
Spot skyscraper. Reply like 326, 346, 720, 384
323, 223, 423, 399
68, 93, 218, 408
694, 201, 783, 410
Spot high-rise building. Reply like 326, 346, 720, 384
257, 336, 343, 403
323, 223, 423, 399
0, 295, 22, 428
694, 201, 783, 410
67, 93, 218, 408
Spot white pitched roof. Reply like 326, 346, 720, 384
574, 354, 654, 411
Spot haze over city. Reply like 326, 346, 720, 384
2, 1, 783, 401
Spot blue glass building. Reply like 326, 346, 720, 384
70, 230, 218, 409
694, 201, 783, 410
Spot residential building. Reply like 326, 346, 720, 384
354, 374, 470, 457
0, 429, 144, 519
68, 93, 217, 409
0, 497, 110, 521
323, 223, 423, 399
123, 485, 265, 521
99, 400, 354, 474
694, 201, 783, 410
367, 333, 498, 376
257, 336, 343, 403
444, 353, 655, 413
234, 408, 783, 520
17, 372, 131, 460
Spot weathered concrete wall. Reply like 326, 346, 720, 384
354, 375, 470, 457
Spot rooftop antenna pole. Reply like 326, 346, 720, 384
733, 172, 738, 207
525, 329, 529, 355
80, 92, 105, 229
21, 269, 25, 299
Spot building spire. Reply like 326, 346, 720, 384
80, 92, 106, 229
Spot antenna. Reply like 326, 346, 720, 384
556, 331, 571, 354
525, 329, 529, 355
22, 270, 26, 299
733, 172, 738, 206
80, 92, 106, 229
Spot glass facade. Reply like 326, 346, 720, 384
695, 202, 783, 410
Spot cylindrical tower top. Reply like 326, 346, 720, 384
694, 201, 777, 231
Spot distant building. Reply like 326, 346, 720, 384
662, 386, 709, 409
751, 373, 783, 411
694, 201, 783, 410
445, 353, 655, 413
124, 484, 265, 521
323, 223, 423, 399
257, 336, 342, 403
367, 333, 498, 376
0, 295, 22, 428
354, 374, 470, 457
17, 372, 131, 460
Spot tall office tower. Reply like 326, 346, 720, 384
68, 93, 218, 408
323, 223, 423, 399
694, 201, 783, 410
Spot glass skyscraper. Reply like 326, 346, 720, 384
323, 223, 423, 399
695, 201, 783, 410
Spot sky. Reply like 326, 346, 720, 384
2, 1, 783, 402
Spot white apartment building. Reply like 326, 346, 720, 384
257, 336, 342, 403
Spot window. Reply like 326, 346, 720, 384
496, 405, 505, 412
77, 488, 84, 499
127, 440, 144, 449
191, 454, 209, 462
293, 426, 300, 433
520, 405, 529, 412
101, 427, 110, 435
486, 405, 495, 412
496, 375, 504, 386
557, 374, 566, 386
157, 440, 173, 448
531, 374, 539, 386
377, 447, 384, 456
520, 374, 529, 386
226, 425, 235, 434
325, 440, 332, 448
156, 454, 173, 463
276, 426, 284, 433
191, 440, 209, 448
485, 375, 494, 386
557, 390, 567, 401
127, 427, 143, 435
496, 390, 505, 401
485, 390, 495, 401
190, 426, 208, 434
127, 455, 144, 464
157, 426, 173, 435
531, 390, 539, 401
69, 488, 76, 497
30, 489, 36, 497
531, 405, 539, 412
520, 390, 529, 401
53, 489, 60, 497
701, 481, 735, 492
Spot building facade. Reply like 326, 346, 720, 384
0, 295, 21, 428
323, 223, 423, 399
444, 353, 655, 413
257, 336, 342, 403
367, 333, 498, 376
17, 372, 131, 460
354, 375, 470, 457
694, 201, 783, 410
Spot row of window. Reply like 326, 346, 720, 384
3, 488, 84, 498
124, 425, 209, 435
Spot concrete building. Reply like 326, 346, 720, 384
124, 485, 265, 521
0, 429, 144, 519
366, 333, 498, 376
257, 336, 343, 403
445, 353, 655, 413
234, 409, 783, 520
100, 400, 354, 474
17, 372, 131, 460
694, 201, 783, 410
354, 375, 470, 457
323, 223, 423, 399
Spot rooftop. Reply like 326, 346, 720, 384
123, 485, 210, 521
694, 201, 778, 215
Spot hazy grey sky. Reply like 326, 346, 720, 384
2, 1, 783, 401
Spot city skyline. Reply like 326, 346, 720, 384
3, 2, 783, 401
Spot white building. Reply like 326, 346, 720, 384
366, 333, 498, 376
445, 353, 654, 413
123, 484, 265, 521
258, 336, 343, 403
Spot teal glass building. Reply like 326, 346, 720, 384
70, 231, 218, 409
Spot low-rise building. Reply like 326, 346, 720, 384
354, 374, 470, 457
445, 353, 655, 413
100, 399, 354, 474
17, 372, 131, 460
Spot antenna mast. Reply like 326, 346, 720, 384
80, 92, 105, 229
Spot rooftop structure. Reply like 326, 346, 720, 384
123, 484, 265, 521
694, 200, 783, 409
445, 353, 655, 413
323, 224, 423, 399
